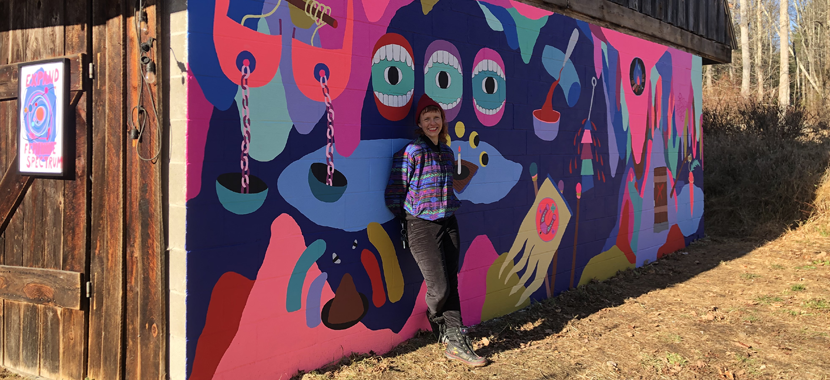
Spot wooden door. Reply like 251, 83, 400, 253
0, 0, 91, 379
0, 0, 164, 379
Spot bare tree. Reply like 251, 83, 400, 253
755, 0, 765, 101
740, 0, 751, 97
780, 0, 790, 108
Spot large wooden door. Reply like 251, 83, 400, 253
0, 0, 91, 379
0, 1, 165, 379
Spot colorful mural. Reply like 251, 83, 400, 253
185, 0, 704, 378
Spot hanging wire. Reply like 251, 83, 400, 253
128, 0, 163, 162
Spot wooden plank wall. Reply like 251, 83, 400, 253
0, 0, 88, 378
0, 0, 164, 379
605, 0, 735, 49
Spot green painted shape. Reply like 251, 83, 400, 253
691, 56, 703, 141
286, 239, 327, 312
506, 8, 549, 64
580, 159, 594, 176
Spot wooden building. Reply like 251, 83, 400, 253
0, 0, 732, 379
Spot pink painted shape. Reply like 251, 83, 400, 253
362, 0, 391, 22
186, 71, 213, 201
602, 28, 667, 165
592, 33, 603, 79
508, 0, 553, 19
457, 235, 500, 326
212, 214, 430, 380
331, 0, 413, 156
669, 49, 694, 136
581, 129, 593, 144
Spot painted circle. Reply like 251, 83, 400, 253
629, 57, 646, 96
479, 151, 489, 167
35, 106, 45, 122
536, 197, 559, 242
235, 51, 257, 73
314, 63, 331, 81
455, 121, 465, 138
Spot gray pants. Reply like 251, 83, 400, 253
406, 213, 462, 328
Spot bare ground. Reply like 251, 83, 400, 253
298, 224, 830, 380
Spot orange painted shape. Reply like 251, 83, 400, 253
214, 0, 282, 87
657, 224, 686, 259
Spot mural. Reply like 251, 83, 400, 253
185, 0, 704, 378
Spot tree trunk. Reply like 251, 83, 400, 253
755, 0, 764, 101
740, 0, 750, 97
779, 0, 790, 108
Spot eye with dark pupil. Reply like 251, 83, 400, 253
480, 152, 489, 166
484, 77, 497, 94
385, 66, 401, 85
437, 71, 450, 89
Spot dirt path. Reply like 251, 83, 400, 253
299, 227, 830, 380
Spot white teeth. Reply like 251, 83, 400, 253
437, 97, 461, 110
472, 59, 506, 80
474, 99, 505, 116
373, 44, 414, 70
426, 50, 462, 74
375, 89, 414, 108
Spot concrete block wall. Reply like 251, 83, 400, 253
165, 0, 187, 378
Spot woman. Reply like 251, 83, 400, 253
385, 94, 487, 367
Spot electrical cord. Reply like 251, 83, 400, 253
129, 0, 162, 162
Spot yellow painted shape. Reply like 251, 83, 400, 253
469, 131, 479, 148
288, 2, 315, 29
578, 246, 636, 286
482, 253, 531, 321
455, 121, 465, 138
367, 222, 404, 303
421, 0, 440, 15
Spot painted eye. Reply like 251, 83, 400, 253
424, 41, 463, 121
372, 33, 415, 121
332, 252, 341, 264
472, 48, 506, 127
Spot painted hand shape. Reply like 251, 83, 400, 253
499, 177, 571, 305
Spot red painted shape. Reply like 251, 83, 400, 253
657, 224, 686, 259
616, 200, 637, 264
189, 272, 255, 380
361, 249, 386, 308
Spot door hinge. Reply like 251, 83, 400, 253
86, 281, 92, 298
88, 62, 95, 79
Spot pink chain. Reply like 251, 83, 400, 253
240, 64, 252, 193
320, 73, 335, 186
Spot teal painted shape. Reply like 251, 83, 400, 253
506, 8, 549, 64
619, 84, 631, 163
215, 180, 268, 215
286, 239, 327, 312
477, 1, 504, 31
650, 66, 660, 105
666, 119, 681, 177
542, 46, 581, 107
627, 180, 643, 252
580, 159, 594, 176
234, 69, 293, 162
691, 56, 703, 141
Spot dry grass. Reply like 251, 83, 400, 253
291, 99, 830, 380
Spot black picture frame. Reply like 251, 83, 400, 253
17, 57, 70, 177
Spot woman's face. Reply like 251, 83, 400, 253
418, 109, 444, 143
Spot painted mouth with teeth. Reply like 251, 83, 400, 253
371, 33, 415, 121
472, 48, 507, 127
424, 40, 463, 121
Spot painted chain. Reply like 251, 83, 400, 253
240, 64, 252, 194
320, 72, 335, 186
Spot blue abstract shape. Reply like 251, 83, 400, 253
306, 273, 328, 328
505, 8, 549, 64
480, 2, 519, 50
576, 20, 593, 42
677, 183, 704, 236
477, 1, 504, 31
451, 140, 522, 204
541, 45, 581, 107
287, 239, 326, 312
277, 16, 326, 135
278, 139, 410, 231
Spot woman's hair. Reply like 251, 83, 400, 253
416, 105, 449, 144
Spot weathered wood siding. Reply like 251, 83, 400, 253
0, 0, 165, 379
606, 0, 735, 47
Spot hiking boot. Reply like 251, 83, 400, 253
444, 327, 487, 367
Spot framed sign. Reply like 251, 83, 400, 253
18, 58, 69, 177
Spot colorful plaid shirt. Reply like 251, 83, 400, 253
385, 136, 460, 221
